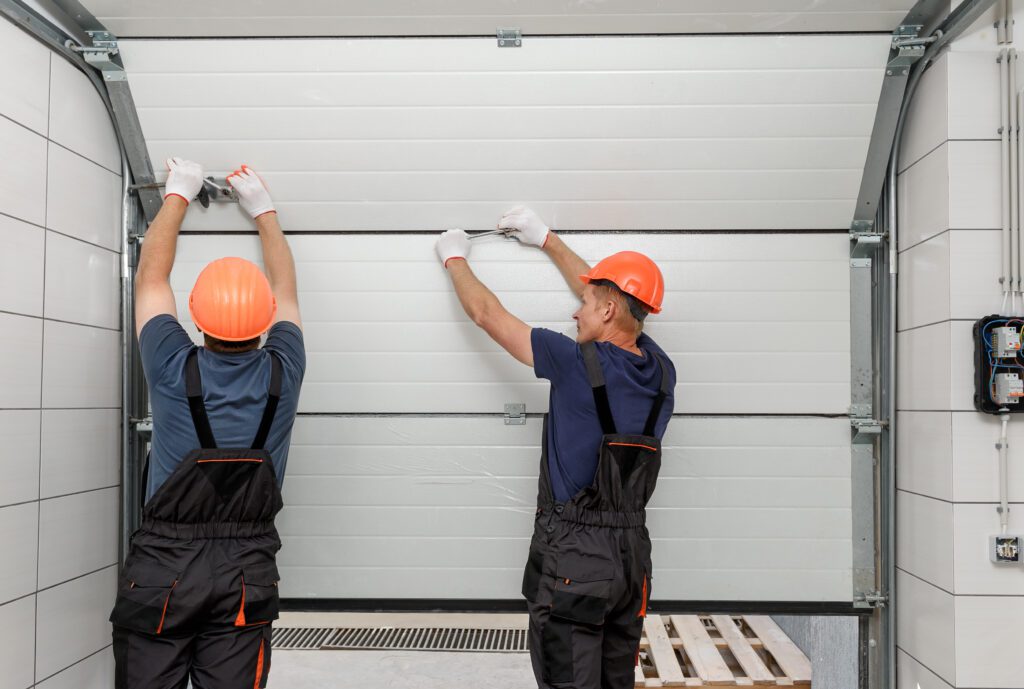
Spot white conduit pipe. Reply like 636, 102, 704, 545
1010, 0, 1016, 44
1000, 0, 1008, 43
1011, 50, 1020, 301
1001, 50, 1012, 299
1000, 414, 1011, 534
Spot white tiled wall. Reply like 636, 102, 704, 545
896, 7, 1024, 686
0, 16, 122, 689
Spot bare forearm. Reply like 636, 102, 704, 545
255, 212, 297, 298
136, 196, 187, 282
448, 259, 500, 325
543, 231, 590, 299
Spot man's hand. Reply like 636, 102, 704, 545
436, 229, 471, 268
164, 157, 204, 205
498, 206, 550, 248
227, 165, 276, 219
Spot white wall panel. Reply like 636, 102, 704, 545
0, 596, 36, 689
947, 51, 1000, 142
47, 58, 119, 173
954, 596, 1024, 687
896, 569, 956, 685
37, 488, 119, 590
0, 214, 44, 318
45, 143, 122, 252
0, 17, 49, 135
36, 648, 114, 689
0, 115, 46, 227
898, 230, 1002, 331
899, 53, 948, 174
948, 141, 1001, 230
0, 313, 42, 409
40, 409, 119, 499
34, 566, 116, 682
898, 143, 950, 251
41, 321, 120, 409
278, 415, 851, 601
953, 503, 1024, 595
896, 412, 953, 503
87, 0, 914, 37
121, 35, 887, 231
951, 411, 1024, 503
896, 491, 953, 593
0, 410, 39, 507
897, 650, 955, 689
43, 232, 120, 330
0, 503, 38, 606
171, 233, 849, 415
897, 321, 974, 412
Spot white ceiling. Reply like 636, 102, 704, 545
76, 0, 918, 38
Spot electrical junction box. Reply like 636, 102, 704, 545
974, 315, 1024, 413
991, 535, 1023, 564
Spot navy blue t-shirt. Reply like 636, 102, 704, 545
140, 314, 306, 501
532, 328, 676, 503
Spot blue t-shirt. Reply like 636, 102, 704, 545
139, 314, 306, 501
532, 328, 676, 503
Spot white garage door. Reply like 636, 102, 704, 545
129, 33, 884, 603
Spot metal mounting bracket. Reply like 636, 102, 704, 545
132, 416, 153, 442
497, 28, 522, 47
851, 417, 884, 443
78, 30, 126, 81
504, 403, 527, 425
854, 591, 889, 609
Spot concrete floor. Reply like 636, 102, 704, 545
270, 612, 535, 689
270, 650, 535, 689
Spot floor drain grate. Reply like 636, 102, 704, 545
272, 627, 336, 650
273, 627, 528, 653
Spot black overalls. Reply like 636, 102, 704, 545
110, 349, 285, 689
522, 342, 671, 689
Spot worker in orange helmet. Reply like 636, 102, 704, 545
436, 206, 676, 689
109, 158, 305, 689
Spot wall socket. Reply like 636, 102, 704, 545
991, 535, 1023, 564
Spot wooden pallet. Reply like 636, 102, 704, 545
636, 614, 812, 687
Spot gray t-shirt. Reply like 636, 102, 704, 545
139, 314, 306, 501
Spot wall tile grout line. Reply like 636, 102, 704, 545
0, 308, 122, 333
32, 643, 112, 687
45, 226, 123, 256
895, 646, 957, 689
897, 566, 955, 597
35, 563, 118, 596
897, 138, 948, 177
48, 138, 125, 178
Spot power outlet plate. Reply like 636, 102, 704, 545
991, 535, 1023, 564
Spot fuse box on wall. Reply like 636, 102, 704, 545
974, 315, 1024, 413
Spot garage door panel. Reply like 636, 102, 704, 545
124, 35, 884, 231
170, 234, 849, 414
273, 416, 851, 600
121, 36, 891, 73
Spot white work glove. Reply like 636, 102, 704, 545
226, 165, 276, 219
436, 229, 471, 268
498, 206, 550, 247
164, 157, 204, 204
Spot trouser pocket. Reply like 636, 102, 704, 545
109, 560, 179, 634
236, 562, 281, 626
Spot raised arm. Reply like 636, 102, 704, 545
498, 206, 590, 299
134, 158, 204, 338
227, 165, 302, 329
436, 229, 533, 366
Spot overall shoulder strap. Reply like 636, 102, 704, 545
251, 352, 283, 450
581, 342, 617, 435
642, 352, 672, 437
185, 349, 217, 449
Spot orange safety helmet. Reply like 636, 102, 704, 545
188, 257, 277, 341
579, 251, 664, 314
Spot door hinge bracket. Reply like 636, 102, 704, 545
504, 403, 527, 425
497, 28, 522, 48
72, 31, 127, 81
854, 590, 889, 609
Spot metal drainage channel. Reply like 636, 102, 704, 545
273, 627, 529, 653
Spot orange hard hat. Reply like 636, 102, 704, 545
188, 257, 277, 341
579, 251, 664, 314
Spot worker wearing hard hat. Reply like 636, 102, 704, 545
436, 207, 676, 689
109, 159, 305, 689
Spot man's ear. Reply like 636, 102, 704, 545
600, 298, 617, 324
